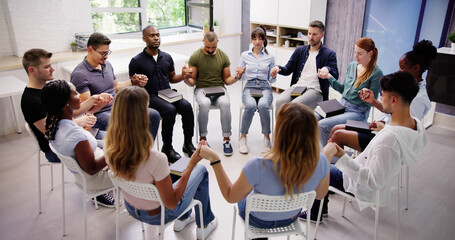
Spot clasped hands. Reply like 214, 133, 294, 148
131, 73, 148, 87
235, 66, 246, 80
187, 140, 223, 167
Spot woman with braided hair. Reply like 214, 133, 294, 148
41, 80, 115, 207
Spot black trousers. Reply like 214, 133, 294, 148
149, 94, 194, 147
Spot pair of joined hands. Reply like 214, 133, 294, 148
187, 140, 221, 167
269, 66, 330, 79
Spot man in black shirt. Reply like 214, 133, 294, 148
129, 25, 196, 163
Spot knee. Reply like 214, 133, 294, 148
194, 164, 208, 177
330, 130, 345, 144
243, 102, 256, 113
198, 98, 211, 111
148, 109, 161, 122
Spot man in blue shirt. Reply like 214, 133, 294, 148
129, 25, 196, 163
270, 20, 339, 113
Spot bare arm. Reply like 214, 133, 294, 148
184, 65, 197, 86
154, 147, 203, 209
359, 88, 383, 112
223, 66, 237, 85
114, 78, 132, 92
74, 140, 107, 175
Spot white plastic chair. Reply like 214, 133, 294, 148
314, 172, 403, 240
238, 80, 274, 139
49, 145, 117, 240
107, 171, 205, 240
25, 123, 60, 214
231, 191, 320, 240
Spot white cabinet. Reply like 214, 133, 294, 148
278, 0, 327, 28
250, 0, 278, 24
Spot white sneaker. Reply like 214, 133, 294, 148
261, 137, 272, 153
196, 217, 218, 239
173, 214, 195, 232
239, 137, 248, 154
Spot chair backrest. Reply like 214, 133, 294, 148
107, 171, 163, 204
246, 191, 317, 214
49, 144, 85, 176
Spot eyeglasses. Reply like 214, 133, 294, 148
95, 49, 112, 57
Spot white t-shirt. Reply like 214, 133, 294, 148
296, 50, 321, 92
119, 150, 170, 210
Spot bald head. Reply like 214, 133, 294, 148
204, 31, 218, 42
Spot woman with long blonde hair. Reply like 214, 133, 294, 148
317, 37, 383, 146
199, 102, 331, 232
105, 86, 217, 239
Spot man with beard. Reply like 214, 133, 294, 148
186, 31, 237, 156
71, 32, 160, 137
271, 20, 339, 114
129, 25, 196, 163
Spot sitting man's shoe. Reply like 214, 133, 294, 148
174, 213, 195, 232
182, 141, 196, 157
223, 140, 233, 156
95, 193, 115, 208
299, 211, 323, 223
239, 137, 248, 154
261, 137, 272, 153
162, 147, 181, 164
196, 217, 218, 239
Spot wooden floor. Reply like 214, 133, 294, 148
1, 84, 455, 240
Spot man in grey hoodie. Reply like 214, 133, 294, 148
303, 71, 427, 222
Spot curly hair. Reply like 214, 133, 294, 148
41, 80, 71, 140
403, 40, 437, 75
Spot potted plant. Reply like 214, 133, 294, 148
203, 21, 210, 35
448, 32, 455, 52
70, 42, 77, 52
213, 20, 220, 35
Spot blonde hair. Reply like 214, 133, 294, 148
264, 102, 320, 199
105, 86, 153, 181
354, 37, 378, 88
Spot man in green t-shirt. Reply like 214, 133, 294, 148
186, 32, 238, 156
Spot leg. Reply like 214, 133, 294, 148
174, 98, 196, 156
257, 88, 273, 135
195, 89, 211, 138
93, 111, 111, 131
330, 128, 362, 152
215, 90, 232, 138
45, 150, 61, 163
147, 108, 161, 140
149, 96, 177, 148
240, 88, 258, 135
318, 111, 365, 147
310, 165, 346, 216
275, 86, 294, 117
292, 89, 323, 110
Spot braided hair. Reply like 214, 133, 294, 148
251, 25, 268, 54
41, 80, 71, 140
403, 40, 437, 75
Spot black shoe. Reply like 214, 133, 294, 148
162, 147, 181, 163
299, 211, 323, 223
94, 193, 115, 208
182, 142, 196, 157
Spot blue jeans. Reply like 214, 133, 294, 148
241, 80, 273, 135
317, 98, 370, 146
195, 88, 231, 138
237, 198, 298, 228
94, 108, 160, 139
124, 164, 215, 227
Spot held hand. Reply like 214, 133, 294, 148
358, 88, 374, 103
199, 145, 220, 162
182, 66, 193, 79
131, 74, 148, 87
333, 143, 346, 158
369, 120, 385, 132
270, 66, 281, 79
75, 114, 97, 129
317, 68, 331, 79
188, 146, 203, 167
98, 93, 113, 104
236, 66, 246, 79
323, 143, 338, 162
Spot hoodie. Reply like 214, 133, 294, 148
335, 117, 427, 210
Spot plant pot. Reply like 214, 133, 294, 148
203, 27, 210, 36
452, 42, 455, 52
213, 26, 220, 35
71, 45, 77, 52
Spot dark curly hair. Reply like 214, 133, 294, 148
402, 40, 437, 75
41, 80, 71, 140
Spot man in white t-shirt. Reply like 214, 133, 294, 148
270, 20, 338, 114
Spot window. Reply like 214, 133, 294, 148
90, 0, 212, 35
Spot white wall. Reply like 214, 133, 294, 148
214, 0, 242, 34
0, 1, 14, 57
2, 0, 93, 57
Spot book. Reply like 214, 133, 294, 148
158, 89, 182, 103
250, 89, 263, 98
290, 86, 307, 97
314, 99, 345, 118
169, 157, 190, 176
346, 119, 371, 134
203, 86, 225, 98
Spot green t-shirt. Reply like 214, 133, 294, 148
188, 48, 230, 89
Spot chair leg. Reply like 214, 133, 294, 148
397, 170, 401, 240
38, 152, 42, 214
115, 188, 120, 240
62, 164, 66, 236
374, 192, 379, 240
238, 107, 243, 140
197, 202, 205, 240
406, 165, 409, 210
314, 198, 324, 240
84, 192, 88, 240
342, 197, 347, 217
232, 206, 237, 240
50, 164, 54, 191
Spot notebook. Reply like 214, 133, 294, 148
290, 86, 307, 98
346, 119, 371, 134
158, 88, 182, 103
250, 89, 263, 98
314, 99, 345, 118
203, 86, 225, 98
169, 157, 190, 176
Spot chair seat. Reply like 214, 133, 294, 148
247, 220, 302, 237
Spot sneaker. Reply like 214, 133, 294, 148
239, 137, 248, 154
261, 137, 272, 153
223, 141, 233, 156
174, 213, 195, 232
95, 193, 115, 208
196, 217, 218, 239
299, 211, 323, 223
